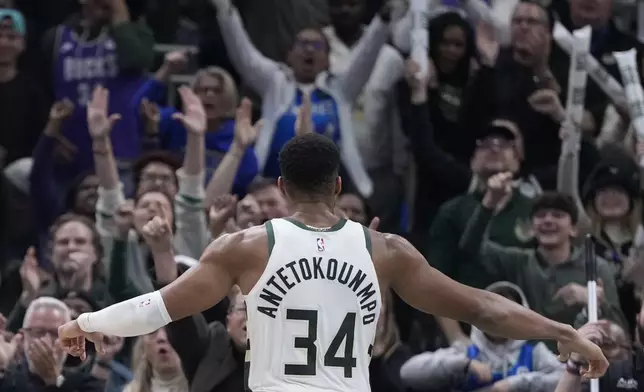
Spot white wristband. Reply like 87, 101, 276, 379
77, 291, 172, 337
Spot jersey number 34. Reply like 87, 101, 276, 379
284, 309, 357, 378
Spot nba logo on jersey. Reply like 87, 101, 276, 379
316, 238, 325, 252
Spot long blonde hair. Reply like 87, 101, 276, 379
122, 333, 188, 392
586, 197, 642, 251
192, 66, 238, 118
122, 337, 153, 392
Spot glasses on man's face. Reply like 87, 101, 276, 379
295, 38, 326, 52
511, 16, 547, 28
476, 138, 514, 150
23, 327, 59, 339
141, 173, 174, 184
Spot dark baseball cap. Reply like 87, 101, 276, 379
477, 123, 517, 142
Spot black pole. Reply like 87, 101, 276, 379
584, 234, 597, 282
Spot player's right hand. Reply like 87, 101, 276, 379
58, 320, 105, 360
557, 330, 609, 379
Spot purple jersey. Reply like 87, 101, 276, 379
53, 26, 144, 172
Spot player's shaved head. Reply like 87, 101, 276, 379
278, 133, 341, 203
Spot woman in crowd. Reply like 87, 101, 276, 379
580, 153, 643, 334
123, 328, 188, 392
426, 11, 478, 163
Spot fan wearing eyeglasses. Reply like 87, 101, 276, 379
0, 297, 104, 391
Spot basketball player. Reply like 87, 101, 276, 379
59, 134, 608, 391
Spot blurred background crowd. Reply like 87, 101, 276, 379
1, 0, 644, 391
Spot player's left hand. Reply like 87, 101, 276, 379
556, 329, 609, 379
58, 320, 104, 360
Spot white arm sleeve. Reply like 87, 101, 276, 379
77, 291, 172, 337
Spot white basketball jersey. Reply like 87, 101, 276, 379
244, 218, 381, 392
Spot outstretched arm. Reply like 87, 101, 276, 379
382, 233, 608, 378
387, 233, 571, 340
58, 228, 263, 357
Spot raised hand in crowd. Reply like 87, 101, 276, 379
19, 247, 42, 304
205, 98, 261, 206
476, 20, 499, 67
234, 98, 260, 149
527, 89, 565, 124
49, 99, 75, 123
140, 98, 161, 136
45, 99, 76, 162
0, 313, 22, 373
481, 172, 514, 211
114, 199, 135, 240
554, 280, 606, 307
140, 201, 173, 256
26, 335, 65, 386
155, 50, 188, 81
295, 93, 313, 136
209, 194, 239, 239
141, 202, 177, 285
172, 86, 207, 135
404, 59, 429, 104
88, 86, 121, 140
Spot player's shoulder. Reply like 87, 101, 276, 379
201, 224, 270, 265
368, 229, 416, 261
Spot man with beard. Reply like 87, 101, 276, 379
4, 215, 109, 333
0, 297, 103, 391
459, 172, 627, 350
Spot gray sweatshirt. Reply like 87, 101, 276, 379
400, 282, 564, 392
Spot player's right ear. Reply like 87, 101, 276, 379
335, 176, 342, 196
277, 177, 287, 197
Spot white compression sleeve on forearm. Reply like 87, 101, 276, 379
77, 291, 172, 337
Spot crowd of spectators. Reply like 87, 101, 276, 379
0, 0, 644, 390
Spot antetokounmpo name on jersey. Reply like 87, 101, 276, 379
257, 257, 378, 325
